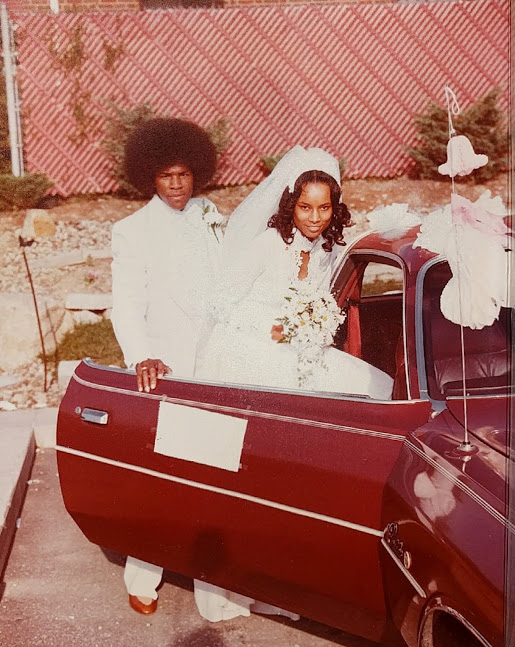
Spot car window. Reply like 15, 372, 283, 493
361, 263, 403, 297
422, 262, 511, 400
332, 254, 406, 397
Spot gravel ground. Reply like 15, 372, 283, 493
0, 174, 509, 411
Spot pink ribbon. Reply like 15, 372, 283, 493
451, 193, 511, 238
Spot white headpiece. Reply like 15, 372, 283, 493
221, 145, 341, 263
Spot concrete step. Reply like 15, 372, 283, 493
0, 407, 58, 579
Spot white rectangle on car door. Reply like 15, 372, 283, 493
155, 401, 247, 472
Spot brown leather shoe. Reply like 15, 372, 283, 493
129, 594, 158, 615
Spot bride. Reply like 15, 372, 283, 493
193, 147, 393, 623
197, 145, 393, 399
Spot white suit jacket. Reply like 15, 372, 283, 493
111, 195, 222, 377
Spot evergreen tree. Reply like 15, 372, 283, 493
102, 101, 158, 198
407, 87, 508, 183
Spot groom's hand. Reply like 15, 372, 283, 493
136, 358, 171, 392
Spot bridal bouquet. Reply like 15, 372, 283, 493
275, 279, 346, 387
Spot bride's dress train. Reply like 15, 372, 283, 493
194, 581, 300, 622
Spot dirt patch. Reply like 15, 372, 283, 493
0, 174, 509, 409
340, 173, 509, 214
0, 173, 509, 231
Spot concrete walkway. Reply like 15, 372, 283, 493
0, 407, 57, 580
0, 409, 375, 647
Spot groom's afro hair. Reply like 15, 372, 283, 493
123, 118, 217, 197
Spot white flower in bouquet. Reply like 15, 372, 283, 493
275, 279, 346, 386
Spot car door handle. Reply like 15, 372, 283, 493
81, 408, 109, 425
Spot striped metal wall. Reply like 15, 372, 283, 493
13, 0, 510, 196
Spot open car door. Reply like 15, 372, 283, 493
57, 357, 431, 642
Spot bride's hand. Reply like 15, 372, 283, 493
270, 324, 285, 342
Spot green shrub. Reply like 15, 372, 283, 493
0, 173, 54, 210
205, 115, 232, 157
260, 153, 284, 174
102, 102, 232, 197
260, 152, 347, 180
0, 82, 10, 174
102, 101, 158, 198
143, 0, 222, 7
362, 277, 403, 296
55, 318, 124, 367
406, 87, 508, 183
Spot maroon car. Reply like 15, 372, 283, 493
56, 226, 512, 647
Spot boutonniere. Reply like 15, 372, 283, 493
202, 202, 225, 243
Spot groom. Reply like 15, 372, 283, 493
111, 117, 223, 614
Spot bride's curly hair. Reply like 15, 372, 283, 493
267, 170, 351, 252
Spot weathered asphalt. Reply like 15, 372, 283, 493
0, 412, 378, 647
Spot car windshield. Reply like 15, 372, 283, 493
422, 261, 511, 400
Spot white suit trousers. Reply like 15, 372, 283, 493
123, 558, 299, 622
124, 556, 162, 600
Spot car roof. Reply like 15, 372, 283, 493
345, 225, 438, 274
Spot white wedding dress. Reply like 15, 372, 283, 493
193, 147, 392, 623
196, 228, 393, 400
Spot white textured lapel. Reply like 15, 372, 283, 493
143, 196, 205, 320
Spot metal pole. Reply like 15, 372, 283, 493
19, 236, 48, 393
1, 2, 22, 177
11, 29, 23, 175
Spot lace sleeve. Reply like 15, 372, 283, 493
209, 230, 276, 324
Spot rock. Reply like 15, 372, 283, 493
21, 209, 56, 240
33, 406, 58, 448
71, 310, 103, 325
29, 246, 112, 270
65, 292, 112, 311
30, 250, 84, 269
33, 394, 47, 409
0, 293, 74, 372
58, 360, 81, 392
60, 310, 75, 334
87, 247, 112, 260
11, 393, 27, 407
0, 400, 16, 411
0, 374, 20, 388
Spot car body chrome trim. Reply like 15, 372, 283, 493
329, 230, 372, 281
420, 601, 492, 647
70, 373, 409, 442
405, 439, 513, 532
380, 536, 426, 598
331, 248, 411, 400
81, 358, 398, 403
415, 256, 444, 402
80, 408, 108, 425
55, 445, 384, 538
